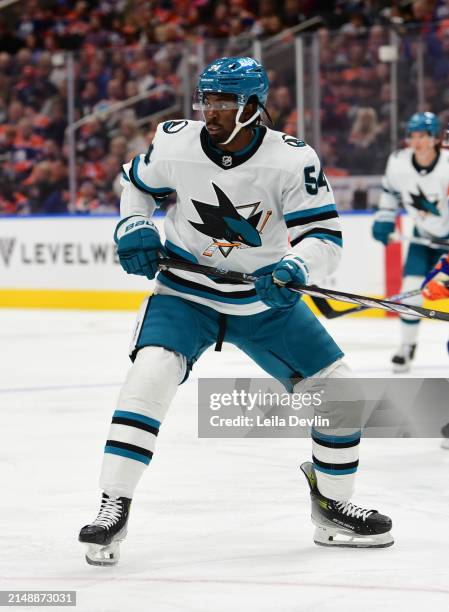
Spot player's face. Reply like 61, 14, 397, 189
407, 131, 437, 154
203, 93, 240, 143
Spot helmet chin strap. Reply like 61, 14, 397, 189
219, 106, 261, 146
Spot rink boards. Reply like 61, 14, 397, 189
0, 213, 448, 316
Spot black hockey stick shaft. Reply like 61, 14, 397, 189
157, 258, 449, 322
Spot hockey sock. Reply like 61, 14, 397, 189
303, 359, 361, 501
100, 346, 186, 498
312, 428, 360, 501
399, 275, 423, 345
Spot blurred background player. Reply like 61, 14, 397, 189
372, 112, 449, 372
78, 56, 393, 565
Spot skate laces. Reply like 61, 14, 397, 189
92, 495, 122, 529
335, 500, 374, 521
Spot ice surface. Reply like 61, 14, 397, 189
1, 309, 448, 611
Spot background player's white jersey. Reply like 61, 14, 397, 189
379, 148, 449, 238
120, 120, 342, 315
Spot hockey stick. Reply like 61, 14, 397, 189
312, 237, 449, 318
390, 233, 449, 250
157, 258, 449, 321
309, 287, 423, 319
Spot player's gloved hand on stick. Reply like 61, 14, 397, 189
255, 256, 308, 309
114, 215, 165, 280
372, 219, 395, 246
421, 254, 449, 300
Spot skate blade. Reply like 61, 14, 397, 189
84, 542, 120, 566
392, 363, 410, 374
313, 525, 394, 548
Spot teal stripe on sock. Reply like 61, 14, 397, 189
313, 463, 357, 475
113, 410, 160, 429
105, 445, 151, 465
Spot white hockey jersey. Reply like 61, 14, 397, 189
120, 120, 342, 315
379, 147, 449, 238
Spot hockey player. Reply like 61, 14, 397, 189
79, 57, 393, 564
372, 112, 449, 372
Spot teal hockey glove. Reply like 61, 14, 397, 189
255, 257, 308, 309
115, 216, 164, 279
372, 210, 396, 246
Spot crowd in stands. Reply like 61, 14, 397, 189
1, 0, 449, 214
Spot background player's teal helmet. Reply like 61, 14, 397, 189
406, 112, 440, 137
194, 56, 269, 144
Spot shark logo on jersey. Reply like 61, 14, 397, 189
409, 186, 440, 216
189, 183, 271, 258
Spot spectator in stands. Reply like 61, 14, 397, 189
270, 85, 295, 130
80, 138, 107, 184
283, 0, 308, 28
100, 154, 123, 199
347, 106, 385, 173
12, 117, 45, 178
22, 161, 56, 214
109, 135, 128, 166
119, 117, 147, 157
77, 117, 108, 157
80, 82, 101, 116
44, 100, 67, 147
131, 59, 156, 95
124, 80, 152, 119
71, 180, 101, 214
94, 78, 124, 115
320, 137, 349, 176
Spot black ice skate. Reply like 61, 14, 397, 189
300, 462, 393, 548
391, 343, 416, 373
79, 493, 131, 566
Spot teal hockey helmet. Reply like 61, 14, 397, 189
406, 112, 440, 137
193, 56, 269, 144
196, 56, 269, 108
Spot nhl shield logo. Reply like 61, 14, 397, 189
221, 155, 232, 168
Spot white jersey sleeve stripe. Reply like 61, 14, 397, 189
291, 229, 343, 248
289, 216, 342, 243
284, 203, 337, 224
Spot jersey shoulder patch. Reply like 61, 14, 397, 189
158, 119, 201, 135
280, 133, 307, 148
161, 119, 189, 134
265, 128, 316, 172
